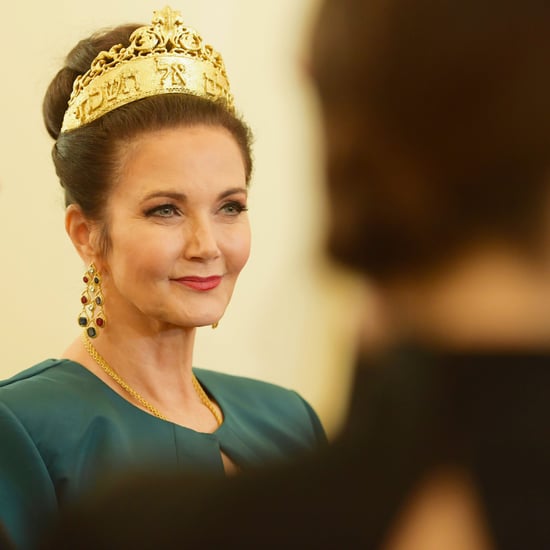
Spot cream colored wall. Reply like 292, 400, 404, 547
0, 0, 363, 436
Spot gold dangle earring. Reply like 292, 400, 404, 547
77, 263, 106, 338
211, 322, 219, 329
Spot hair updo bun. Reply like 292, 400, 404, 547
43, 25, 139, 140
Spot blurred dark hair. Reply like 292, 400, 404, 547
43, 24, 253, 239
311, 0, 550, 281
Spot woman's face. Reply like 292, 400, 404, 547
99, 125, 250, 331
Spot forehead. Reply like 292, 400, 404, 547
113, 125, 247, 194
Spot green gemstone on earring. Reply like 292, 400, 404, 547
78, 317, 87, 327
87, 327, 97, 338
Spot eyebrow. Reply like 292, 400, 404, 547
219, 187, 248, 199
141, 187, 248, 202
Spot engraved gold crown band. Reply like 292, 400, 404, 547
61, 5, 234, 133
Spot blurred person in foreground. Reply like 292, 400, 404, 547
42, 0, 550, 548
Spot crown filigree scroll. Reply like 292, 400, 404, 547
61, 6, 234, 132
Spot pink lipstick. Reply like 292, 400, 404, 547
175, 276, 222, 291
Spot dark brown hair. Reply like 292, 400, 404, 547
311, 0, 550, 282
43, 24, 253, 226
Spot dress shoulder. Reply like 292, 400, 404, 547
0, 360, 113, 438
0, 359, 66, 387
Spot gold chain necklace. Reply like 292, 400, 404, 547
81, 333, 222, 426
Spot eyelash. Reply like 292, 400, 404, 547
221, 200, 248, 216
145, 204, 180, 218
144, 201, 248, 218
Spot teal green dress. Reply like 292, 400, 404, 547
0, 359, 326, 549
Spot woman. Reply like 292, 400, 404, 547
0, 7, 325, 549
42, 0, 550, 549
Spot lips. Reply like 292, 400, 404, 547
174, 275, 222, 291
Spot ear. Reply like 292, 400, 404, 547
65, 204, 102, 264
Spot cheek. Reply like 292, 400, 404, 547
224, 225, 251, 273
107, 229, 179, 279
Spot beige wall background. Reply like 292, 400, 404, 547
0, 0, 364, 436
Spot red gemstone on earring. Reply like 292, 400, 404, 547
83, 276, 89, 283
96, 318, 104, 327
81, 296, 88, 304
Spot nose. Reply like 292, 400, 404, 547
183, 216, 221, 261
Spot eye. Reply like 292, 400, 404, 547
145, 204, 180, 218
221, 201, 248, 216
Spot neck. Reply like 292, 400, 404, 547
91, 323, 197, 386
63, 322, 209, 424
366, 247, 550, 352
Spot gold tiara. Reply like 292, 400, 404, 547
61, 6, 234, 133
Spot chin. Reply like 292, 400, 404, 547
184, 312, 225, 328
157, 300, 228, 329
180, 317, 219, 329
